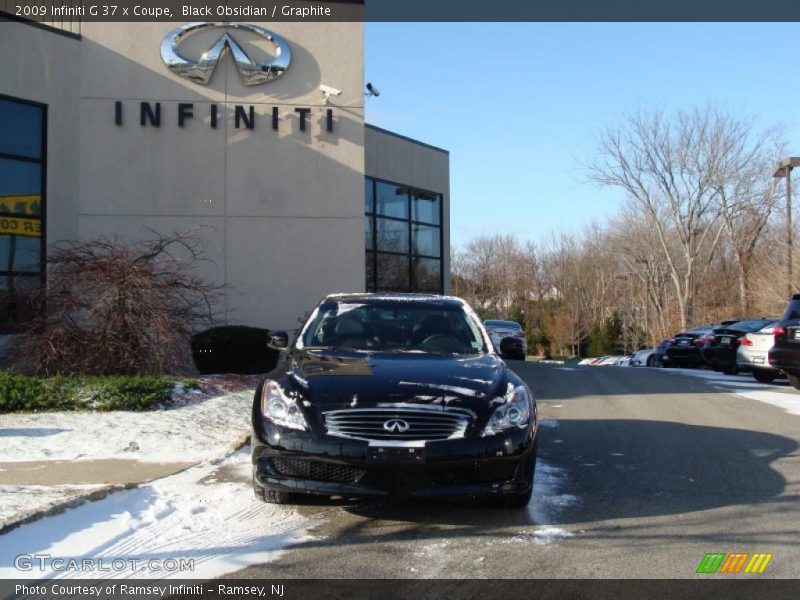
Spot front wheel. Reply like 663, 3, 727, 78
722, 366, 739, 375
788, 374, 800, 391
752, 370, 777, 384
646, 355, 655, 367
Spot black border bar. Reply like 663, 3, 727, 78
6, 0, 800, 22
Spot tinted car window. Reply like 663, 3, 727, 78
484, 320, 522, 329
727, 319, 776, 332
783, 299, 800, 321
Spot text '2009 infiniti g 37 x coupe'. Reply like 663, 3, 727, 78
251, 293, 538, 508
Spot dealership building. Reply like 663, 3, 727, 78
0, 10, 450, 335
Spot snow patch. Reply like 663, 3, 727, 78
510, 527, 575, 544
0, 449, 319, 580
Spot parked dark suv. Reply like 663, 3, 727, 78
251, 293, 539, 508
701, 319, 776, 375
769, 294, 800, 390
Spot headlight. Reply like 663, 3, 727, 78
260, 380, 309, 431
482, 384, 532, 437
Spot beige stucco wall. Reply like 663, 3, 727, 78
364, 125, 451, 292
1, 17, 452, 340
0, 22, 81, 253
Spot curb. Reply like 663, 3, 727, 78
0, 434, 252, 537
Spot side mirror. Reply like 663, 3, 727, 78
267, 331, 289, 350
499, 336, 519, 358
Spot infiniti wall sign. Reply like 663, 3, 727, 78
161, 22, 291, 86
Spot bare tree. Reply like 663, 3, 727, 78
17, 230, 222, 376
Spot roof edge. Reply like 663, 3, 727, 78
365, 124, 449, 155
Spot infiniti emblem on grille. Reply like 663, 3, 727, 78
383, 419, 410, 433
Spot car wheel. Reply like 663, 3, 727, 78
253, 476, 291, 504
502, 450, 536, 509
752, 370, 777, 384
722, 366, 739, 376
788, 374, 800, 391
646, 355, 655, 367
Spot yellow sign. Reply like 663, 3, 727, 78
0, 195, 41, 216
0, 216, 42, 238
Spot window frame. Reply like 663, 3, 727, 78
365, 176, 443, 294
0, 93, 47, 333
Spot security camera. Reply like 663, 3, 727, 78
366, 82, 380, 97
320, 84, 342, 104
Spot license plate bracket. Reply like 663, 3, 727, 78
367, 446, 426, 464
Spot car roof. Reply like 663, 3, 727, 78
323, 292, 466, 307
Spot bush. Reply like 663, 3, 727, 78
191, 326, 279, 374
16, 230, 222, 376
0, 372, 178, 413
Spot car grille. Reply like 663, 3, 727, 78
269, 457, 366, 484
323, 407, 472, 441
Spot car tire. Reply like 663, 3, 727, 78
253, 476, 292, 504
722, 366, 739, 376
788, 374, 800, 391
646, 355, 655, 367
752, 370, 777, 384
502, 450, 536, 509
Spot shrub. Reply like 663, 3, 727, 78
0, 372, 179, 413
15, 230, 222, 376
191, 326, 279, 374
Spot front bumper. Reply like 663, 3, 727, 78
252, 420, 536, 499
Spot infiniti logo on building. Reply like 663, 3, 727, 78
161, 22, 291, 86
383, 419, 410, 433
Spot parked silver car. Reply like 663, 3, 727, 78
736, 324, 783, 383
630, 348, 657, 367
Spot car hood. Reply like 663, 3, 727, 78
279, 349, 513, 418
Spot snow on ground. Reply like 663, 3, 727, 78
0, 484, 107, 531
0, 448, 320, 580
0, 388, 254, 463
661, 368, 800, 417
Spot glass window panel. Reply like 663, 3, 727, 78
365, 251, 375, 291
0, 159, 42, 215
412, 191, 441, 225
375, 181, 409, 219
376, 218, 409, 253
0, 233, 42, 272
0, 99, 43, 159
412, 224, 441, 258
413, 258, 442, 292
365, 178, 374, 214
365, 216, 373, 250
376, 253, 410, 290
0, 274, 41, 329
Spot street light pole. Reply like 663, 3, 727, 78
774, 158, 800, 298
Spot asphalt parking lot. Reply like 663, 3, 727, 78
227, 362, 800, 579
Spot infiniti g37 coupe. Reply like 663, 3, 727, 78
251, 293, 538, 508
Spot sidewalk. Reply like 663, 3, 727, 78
0, 375, 260, 534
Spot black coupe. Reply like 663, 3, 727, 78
251, 293, 538, 508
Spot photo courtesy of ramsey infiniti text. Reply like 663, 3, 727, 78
251, 294, 539, 508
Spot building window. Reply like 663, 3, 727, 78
0, 95, 46, 332
365, 177, 443, 294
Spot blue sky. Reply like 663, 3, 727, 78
364, 23, 800, 248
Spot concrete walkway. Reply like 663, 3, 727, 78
0, 459, 199, 535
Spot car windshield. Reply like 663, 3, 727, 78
484, 320, 521, 329
300, 300, 489, 354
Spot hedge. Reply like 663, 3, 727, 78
191, 325, 279, 374
0, 372, 195, 413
